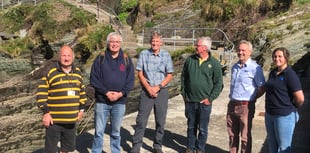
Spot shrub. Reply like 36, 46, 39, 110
145, 21, 155, 27
170, 46, 195, 60
118, 12, 128, 23
0, 38, 34, 58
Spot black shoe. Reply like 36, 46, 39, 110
153, 148, 164, 153
130, 148, 140, 153
196, 149, 203, 153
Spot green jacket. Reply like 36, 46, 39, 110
181, 54, 223, 102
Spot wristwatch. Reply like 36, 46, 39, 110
158, 84, 163, 89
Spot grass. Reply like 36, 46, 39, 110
297, 0, 310, 4
0, 38, 34, 58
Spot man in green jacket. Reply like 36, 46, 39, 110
181, 37, 223, 153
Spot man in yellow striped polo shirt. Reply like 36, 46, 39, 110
36, 45, 87, 153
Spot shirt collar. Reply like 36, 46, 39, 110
149, 49, 161, 57
56, 61, 76, 73
238, 58, 252, 68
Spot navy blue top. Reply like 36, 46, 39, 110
265, 66, 302, 115
90, 49, 135, 104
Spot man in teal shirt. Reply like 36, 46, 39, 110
181, 37, 223, 153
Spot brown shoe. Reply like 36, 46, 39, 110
185, 148, 194, 153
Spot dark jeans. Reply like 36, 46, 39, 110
185, 102, 212, 153
131, 88, 169, 152
226, 100, 255, 153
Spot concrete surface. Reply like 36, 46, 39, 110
74, 76, 269, 153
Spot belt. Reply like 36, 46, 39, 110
230, 100, 249, 105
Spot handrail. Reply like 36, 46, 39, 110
1, 0, 122, 35
151, 27, 234, 52
1, 0, 45, 10
139, 27, 235, 68
77, 0, 123, 34
96, 1, 123, 34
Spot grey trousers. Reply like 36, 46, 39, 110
131, 88, 169, 152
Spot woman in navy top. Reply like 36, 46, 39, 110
265, 47, 304, 153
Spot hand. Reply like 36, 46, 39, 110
106, 91, 123, 102
78, 111, 84, 121
42, 113, 53, 128
147, 86, 160, 98
200, 98, 211, 105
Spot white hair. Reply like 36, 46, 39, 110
198, 37, 212, 51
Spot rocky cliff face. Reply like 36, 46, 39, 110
0, 1, 309, 152
0, 52, 183, 152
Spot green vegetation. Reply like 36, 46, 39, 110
296, 0, 310, 5
121, 0, 138, 12
191, 0, 309, 23
145, 21, 155, 27
170, 46, 195, 60
118, 0, 138, 23
0, 0, 97, 57
0, 38, 34, 57
73, 25, 113, 64
79, 26, 113, 52
0, 6, 32, 32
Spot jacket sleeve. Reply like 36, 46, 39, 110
209, 59, 223, 102
78, 70, 87, 110
36, 76, 50, 114
181, 59, 187, 99
121, 57, 135, 97
90, 55, 108, 95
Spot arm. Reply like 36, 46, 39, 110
286, 68, 304, 107
36, 77, 50, 114
293, 90, 304, 108
158, 73, 173, 88
155, 52, 174, 93
78, 74, 87, 120
256, 86, 266, 99
110, 57, 135, 102
181, 61, 186, 98
90, 55, 108, 95
138, 70, 157, 97
255, 66, 266, 99
208, 60, 223, 102
152, 73, 173, 97
36, 75, 53, 127
121, 57, 135, 97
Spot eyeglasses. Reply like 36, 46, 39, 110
110, 41, 121, 44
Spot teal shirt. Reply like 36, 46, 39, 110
181, 54, 223, 102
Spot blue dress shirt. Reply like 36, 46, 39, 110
229, 59, 265, 101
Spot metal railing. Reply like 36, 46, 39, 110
1, 0, 45, 10
138, 27, 235, 68
97, 1, 123, 34
79, 0, 123, 34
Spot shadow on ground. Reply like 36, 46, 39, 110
72, 124, 229, 153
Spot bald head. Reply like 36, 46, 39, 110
58, 45, 75, 70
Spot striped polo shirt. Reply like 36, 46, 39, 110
36, 62, 86, 124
